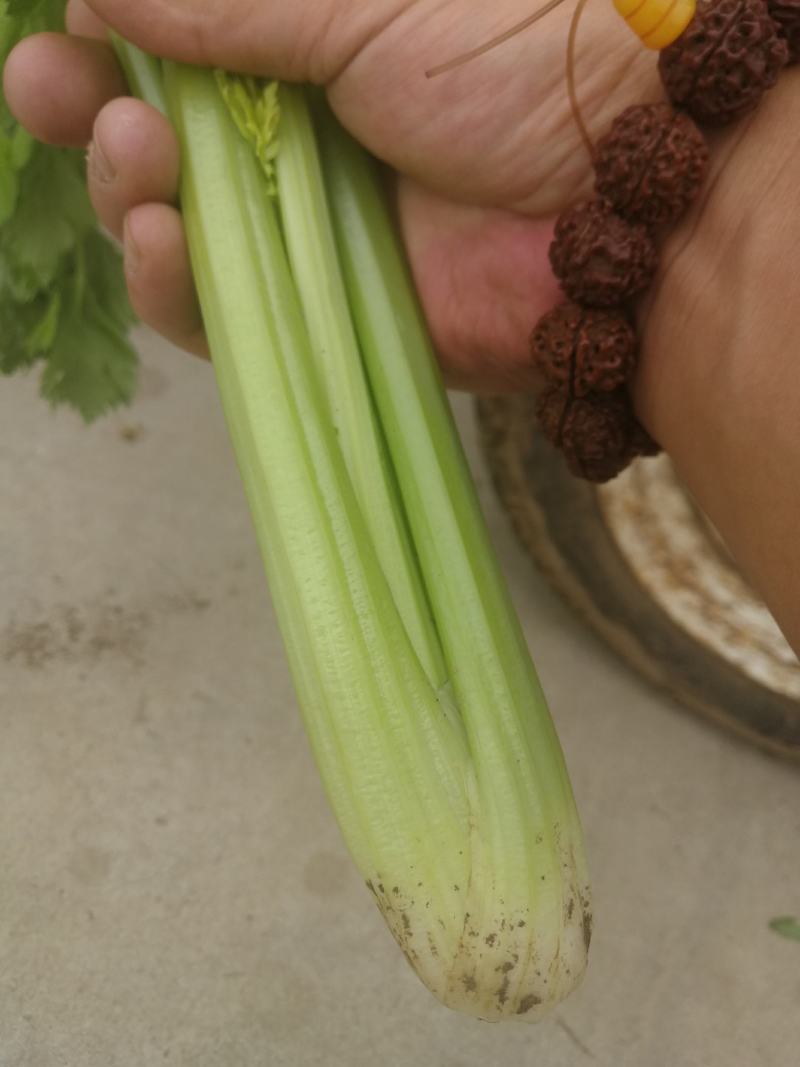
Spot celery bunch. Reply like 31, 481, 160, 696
110, 38, 595, 1020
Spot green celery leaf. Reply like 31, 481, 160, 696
0, 131, 17, 224
10, 123, 33, 168
1, 1, 66, 62
5, 0, 66, 27
1, 0, 138, 419
2, 144, 94, 288
25, 289, 61, 356
0, 288, 50, 372
83, 231, 136, 334
41, 288, 137, 421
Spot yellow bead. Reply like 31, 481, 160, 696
613, 0, 696, 50
613, 0, 645, 16
642, 0, 696, 49
626, 1, 674, 37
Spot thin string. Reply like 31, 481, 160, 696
425, 0, 568, 78
566, 0, 595, 159
425, 0, 597, 161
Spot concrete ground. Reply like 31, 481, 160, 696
1, 329, 798, 1067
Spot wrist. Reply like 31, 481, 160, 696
633, 69, 800, 647
531, 2, 798, 485
635, 68, 800, 449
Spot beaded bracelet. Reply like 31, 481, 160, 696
529, 0, 798, 482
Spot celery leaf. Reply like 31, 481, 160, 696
0, 0, 138, 419
41, 294, 137, 421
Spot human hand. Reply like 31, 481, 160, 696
3, 0, 660, 389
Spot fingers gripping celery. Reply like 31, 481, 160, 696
118, 42, 591, 1020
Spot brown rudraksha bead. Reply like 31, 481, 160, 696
549, 200, 658, 307
659, 0, 789, 125
536, 386, 646, 483
594, 104, 709, 226
530, 302, 637, 397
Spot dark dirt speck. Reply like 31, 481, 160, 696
119, 423, 145, 443
583, 908, 593, 951
516, 993, 542, 1015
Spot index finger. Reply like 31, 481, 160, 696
3, 33, 127, 147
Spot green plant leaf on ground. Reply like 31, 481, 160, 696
769, 917, 800, 942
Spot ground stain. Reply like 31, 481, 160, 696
3, 589, 212, 670
119, 423, 145, 443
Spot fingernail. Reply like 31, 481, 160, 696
88, 137, 115, 184
123, 216, 140, 278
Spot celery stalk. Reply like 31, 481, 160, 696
316, 109, 591, 1017
109, 34, 167, 116
164, 55, 472, 967
115, 43, 590, 1020
272, 83, 446, 690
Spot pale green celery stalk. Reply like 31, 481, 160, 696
118, 48, 445, 690
161, 59, 473, 974
316, 110, 591, 1016
271, 83, 447, 692
109, 36, 167, 116
117, 40, 590, 1019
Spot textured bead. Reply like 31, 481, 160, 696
549, 201, 658, 307
768, 0, 800, 61
594, 104, 709, 226
659, 0, 789, 125
530, 302, 638, 397
536, 387, 643, 483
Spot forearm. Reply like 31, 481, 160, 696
636, 69, 800, 652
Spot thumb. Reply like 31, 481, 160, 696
84, 0, 364, 82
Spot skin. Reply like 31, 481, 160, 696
4, 0, 800, 652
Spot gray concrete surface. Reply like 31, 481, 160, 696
1, 329, 798, 1066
